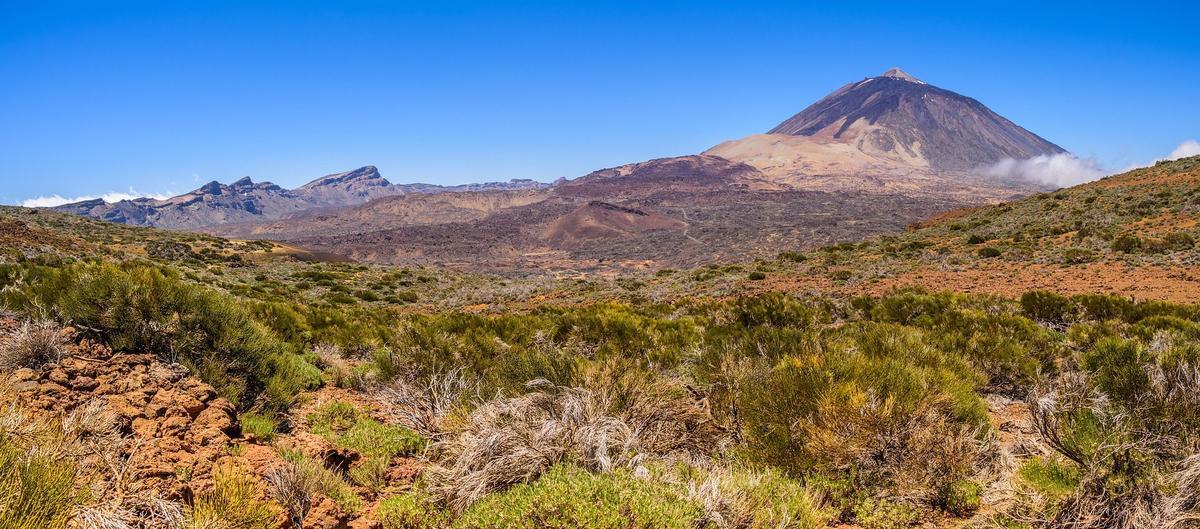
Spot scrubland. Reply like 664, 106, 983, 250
1, 158, 1199, 528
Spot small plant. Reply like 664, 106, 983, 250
267, 460, 320, 529
349, 457, 390, 492
853, 498, 920, 529
977, 247, 1002, 258
308, 400, 422, 491
1061, 247, 1096, 264
379, 493, 451, 529
0, 437, 80, 529
186, 466, 278, 529
1016, 456, 1079, 503
1164, 231, 1195, 250
308, 400, 360, 435
455, 464, 706, 528
748, 271, 767, 281
336, 417, 423, 459
938, 479, 982, 516
239, 412, 279, 443
1111, 234, 1142, 253
966, 234, 986, 245
829, 270, 853, 281
276, 450, 363, 515
0, 320, 67, 370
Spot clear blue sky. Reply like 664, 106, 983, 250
2, 0, 1197, 205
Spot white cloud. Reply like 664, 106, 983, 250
1118, 139, 1200, 172
979, 153, 1107, 188
1167, 140, 1200, 161
980, 140, 1200, 189
20, 188, 173, 208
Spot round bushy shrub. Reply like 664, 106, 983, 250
977, 247, 1002, 258
1111, 234, 1142, 253
939, 480, 982, 516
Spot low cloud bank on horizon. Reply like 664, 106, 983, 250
20, 189, 174, 208
980, 140, 1200, 189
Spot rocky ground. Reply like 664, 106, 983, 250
0, 316, 425, 529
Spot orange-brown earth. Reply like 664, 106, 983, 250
0, 317, 422, 529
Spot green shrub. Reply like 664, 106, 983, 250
348, 457, 390, 492
239, 413, 278, 442
187, 466, 278, 529
1017, 456, 1080, 502
379, 493, 452, 529
853, 498, 920, 529
736, 322, 989, 495
1061, 247, 1096, 264
308, 400, 423, 490
1111, 234, 1142, 253
748, 271, 767, 281
0, 436, 80, 529
276, 449, 362, 515
341, 418, 422, 456
977, 246, 1002, 258
731, 292, 826, 329
308, 400, 361, 436
1080, 337, 1150, 404
0, 262, 319, 410
1020, 291, 1075, 324
1164, 231, 1196, 250
455, 465, 705, 529
938, 480, 982, 516
966, 234, 986, 245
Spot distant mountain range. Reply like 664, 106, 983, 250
53, 166, 551, 229
56, 69, 1067, 271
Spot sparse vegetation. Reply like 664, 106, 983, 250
276, 449, 363, 515
453, 464, 706, 529
187, 466, 278, 529
0, 432, 80, 529
0, 320, 66, 370
239, 412, 279, 442
4, 156, 1200, 526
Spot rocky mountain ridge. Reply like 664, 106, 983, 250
53, 166, 552, 230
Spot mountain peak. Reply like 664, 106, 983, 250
879, 67, 923, 84
766, 69, 1064, 171
198, 181, 224, 195
300, 166, 388, 190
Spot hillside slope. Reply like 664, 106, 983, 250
729, 155, 1200, 302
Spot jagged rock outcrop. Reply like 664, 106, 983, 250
1, 318, 237, 498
